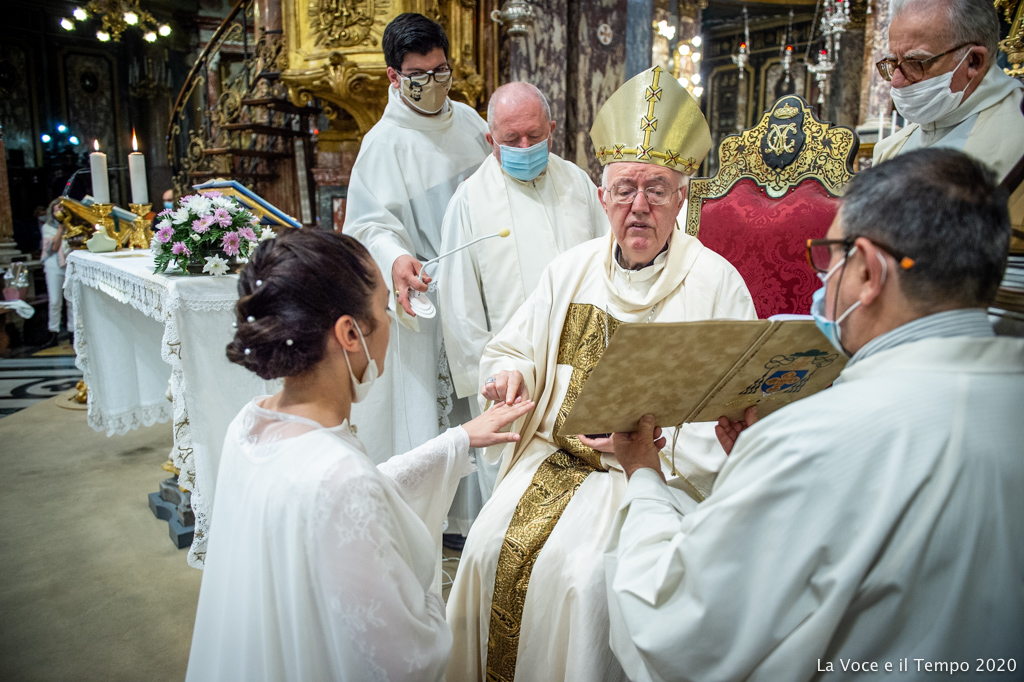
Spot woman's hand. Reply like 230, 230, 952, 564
462, 400, 536, 448
480, 370, 529, 406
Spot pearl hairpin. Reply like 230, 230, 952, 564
256, 279, 263, 287
247, 315, 255, 323
244, 348, 251, 356
285, 339, 294, 346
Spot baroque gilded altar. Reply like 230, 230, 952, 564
279, 0, 494, 140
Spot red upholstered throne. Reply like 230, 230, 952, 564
685, 95, 859, 318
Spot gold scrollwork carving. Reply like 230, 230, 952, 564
764, 123, 798, 156
308, 0, 390, 48
685, 95, 858, 236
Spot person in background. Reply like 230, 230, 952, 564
39, 199, 72, 346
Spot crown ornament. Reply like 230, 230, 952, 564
590, 66, 712, 175
774, 103, 800, 119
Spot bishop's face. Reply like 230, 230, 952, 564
599, 162, 687, 268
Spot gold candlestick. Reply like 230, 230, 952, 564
90, 203, 116, 242
128, 203, 153, 250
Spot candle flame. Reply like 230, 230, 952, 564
132, 130, 138, 152
93, 139, 99, 151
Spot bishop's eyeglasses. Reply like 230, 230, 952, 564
397, 68, 453, 86
875, 43, 973, 83
606, 185, 682, 206
806, 237, 916, 273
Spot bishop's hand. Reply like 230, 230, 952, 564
481, 370, 530, 406
715, 406, 759, 455
612, 415, 666, 481
392, 255, 431, 316
462, 400, 536, 447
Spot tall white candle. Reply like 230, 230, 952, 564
128, 131, 148, 204
890, 111, 897, 135
878, 111, 885, 141
89, 139, 110, 204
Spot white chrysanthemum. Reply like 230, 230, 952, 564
202, 254, 230, 276
212, 196, 235, 210
259, 227, 277, 242
171, 207, 191, 224
156, 219, 171, 230
186, 195, 213, 214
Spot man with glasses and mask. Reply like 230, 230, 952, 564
344, 13, 491, 466
436, 82, 609, 529
445, 67, 755, 682
872, 0, 1024, 180
606, 148, 1024, 682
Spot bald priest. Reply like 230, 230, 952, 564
445, 67, 756, 682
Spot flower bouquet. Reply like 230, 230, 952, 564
152, 192, 276, 276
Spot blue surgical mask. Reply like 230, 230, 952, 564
810, 246, 887, 357
164, 201, 174, 210
499, 139, 550, 181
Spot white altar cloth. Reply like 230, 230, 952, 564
65, 250, 275, 568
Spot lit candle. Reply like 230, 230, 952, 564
128, 130, 148, 204
890, 111, 897, 135
90, 139, 110, 204
878, 111, 885, 141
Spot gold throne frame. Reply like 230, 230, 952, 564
684, 95, 859, 237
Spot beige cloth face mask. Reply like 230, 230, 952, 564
400, 76, 450, 115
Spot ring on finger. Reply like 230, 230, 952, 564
485, 376, 496, 384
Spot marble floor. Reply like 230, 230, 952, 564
0, 355, 82, 418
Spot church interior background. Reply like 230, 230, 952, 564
0, 0, 1021, 678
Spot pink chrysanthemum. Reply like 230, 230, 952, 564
238, 227, 257, 242
171, 241, 191, 256
155, 226, 174, 243
221, 231, 241, 256
213, 208, 232, 227
192, 215, 214, 234
205, 190, 223, 198
157, 208, 172, 218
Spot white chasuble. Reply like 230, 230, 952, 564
445, 233, 756, 682
605, 336, 1024, 682
187, 399, 475, 682
344, 85, 490, 466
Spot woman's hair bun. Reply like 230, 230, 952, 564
226, 229, 378, 380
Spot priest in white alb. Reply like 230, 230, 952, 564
445, 66, 757, 682
343, 13, 491, 465
606, 148, 1024, 681
437, 81, 609, 522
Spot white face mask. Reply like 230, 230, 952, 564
342, 322, 379, 403
890, 49, 974, 125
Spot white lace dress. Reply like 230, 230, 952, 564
185, 398, 475, 682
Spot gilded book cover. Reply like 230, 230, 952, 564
558, 320, 846, 436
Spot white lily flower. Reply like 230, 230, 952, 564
202, 255, 230, 276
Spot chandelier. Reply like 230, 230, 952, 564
730, 7, 751, 80
60, 0, 171, 43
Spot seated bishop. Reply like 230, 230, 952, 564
438, 81, 609, 518
445, 66, 757, 682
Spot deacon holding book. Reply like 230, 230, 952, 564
606, 149, 1024, 681
343, 13, 491, 465
437, 82, 610, 523
445, 67, 756, 682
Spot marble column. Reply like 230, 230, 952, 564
624, 0, 653, 79
858, 0, 893, 132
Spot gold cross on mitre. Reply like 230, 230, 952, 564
589, 65, 712, 174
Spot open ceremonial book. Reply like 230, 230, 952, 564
192, 179, 302, 229
558, 319, 847, 436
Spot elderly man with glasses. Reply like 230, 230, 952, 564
445, 67, 755, 682
606, 148, 1024, 681
872, 0, 1024, 180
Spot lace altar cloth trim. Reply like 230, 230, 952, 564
66, 251, 242, 569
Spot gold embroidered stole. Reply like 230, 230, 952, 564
486, 303, 621, 682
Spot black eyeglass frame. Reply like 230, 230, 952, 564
875, 42, 974, 83
396, 67, 453, 86
805, 237, 916, 274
